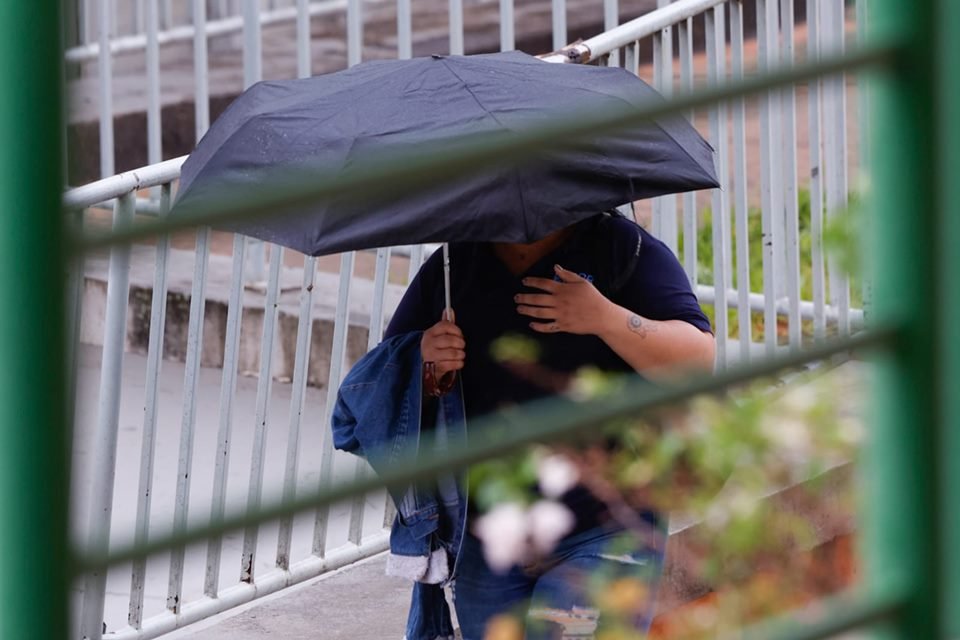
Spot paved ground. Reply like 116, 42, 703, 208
168, 554, 411, 640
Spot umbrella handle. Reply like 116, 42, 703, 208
443, 243, 452, 319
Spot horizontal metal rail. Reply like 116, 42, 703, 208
540, 0, 726, 63
63, 156, 184, 209
72, 41, 902, 253
695, 285, 866, 329
73, 325, 899, 574
64, 0, 347, 63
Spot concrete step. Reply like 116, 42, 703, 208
80, 244, 407, 389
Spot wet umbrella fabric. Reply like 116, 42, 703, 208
172, 50, 718, 258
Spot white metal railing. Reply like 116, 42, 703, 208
68, 163, 398, 640
65, 0, 864, 637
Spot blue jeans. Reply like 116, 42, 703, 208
451, 524, 665, 640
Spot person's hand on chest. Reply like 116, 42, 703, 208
514, 264, 617, 336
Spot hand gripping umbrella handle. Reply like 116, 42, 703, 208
442, 243, 452, 318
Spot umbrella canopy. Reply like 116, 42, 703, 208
172, 50, 718, 257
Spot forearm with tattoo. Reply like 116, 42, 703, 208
595, 305, 714, 377
626, 313, 657, 339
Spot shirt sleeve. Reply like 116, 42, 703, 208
613, 221, 713, 334
384, 247, 444, 339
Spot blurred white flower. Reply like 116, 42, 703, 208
728, 488, 757, 519
762, 416, 813, 457
537, 453, 580, 498
780, 384, 819, 414
706, 500, 731, 531
837, 416, 865, 445
474, 503, 529, 572
527, 500, 574, 555
473, 500, 575, 571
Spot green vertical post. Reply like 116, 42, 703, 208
936, 0, 960, 635
0, 2, 70, 640
866, 0, 941, 638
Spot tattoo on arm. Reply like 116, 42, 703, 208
627, 313, 656, 339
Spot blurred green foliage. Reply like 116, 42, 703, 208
681, 188, 865, 342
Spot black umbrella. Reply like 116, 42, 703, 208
173, 50, 718, 310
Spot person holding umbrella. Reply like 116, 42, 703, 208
386, 208, 714, 639
171, 50, 719, 639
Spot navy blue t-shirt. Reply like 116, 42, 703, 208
384, 214, 712, 531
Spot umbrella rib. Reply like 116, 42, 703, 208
538, 75, 717, 184
438, 58, 533, 241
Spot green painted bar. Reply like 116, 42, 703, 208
742, 589, 906, 640
866, 0, 941, 638
937, 0, 960, 634
0, 2, 70, 640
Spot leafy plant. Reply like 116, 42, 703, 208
679, 188, 866, 343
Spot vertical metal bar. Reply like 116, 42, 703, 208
756, 0, 778, 355
867, 0, 940, 637
604, 0, 619, 66
346, 248, 393, 545
313, 252, 355, 556
855, 0, 869, 173
450, 0, 464, 55
939, 0, 960, 629
247, 240, 266, 282
203, 235, 247, 597
767, 0, 788, 308
367, 249, 391, 359
398, 0, 412, 59
167, 226, 211, 613
551, 0, 565, 52
79, 193, 135, 640
347, 0, 362, 68
780, 0, 801, 349
161, 0, 173, 30
624, 40, 639, 77
134, 0, 145, 33
243, 0, 262, 87
243, 0, 265, 283
146, 0, 162, 167
97, 0, 114, 177
499, 0, 514, 51
407, 245, 424, 284
65, 210, 86, 428
128, 184, 172, 629
807, 0, 826, 340
730, 0, 751, 361
79, 0, 91, 45
854, 0, 871, 321
193, 0, 210, 140
276, 256, 318, 569
706, 5, 729, 367
297, 0, 311, 77
654, 0, 677, 254
0, 2, 69, 636
651, 30, 663, 240
678, 17, 696, 286
823, 0, 850, 334
240, 245, 285, 583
